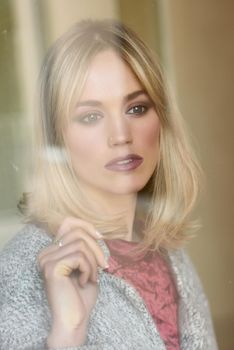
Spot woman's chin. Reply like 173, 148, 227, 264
106, 181, 148, 196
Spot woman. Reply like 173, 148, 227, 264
0, 20, 218, 349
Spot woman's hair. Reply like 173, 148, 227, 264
24, 19, 201, 252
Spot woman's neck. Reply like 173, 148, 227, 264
80, 186, 137, 241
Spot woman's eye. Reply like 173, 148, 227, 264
79, 113, 102, 124
127, 105, 148, 116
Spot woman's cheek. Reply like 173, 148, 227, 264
65, 129, 100, 159
140, 117, 160, 148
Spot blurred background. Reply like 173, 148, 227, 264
0, 0, 233, 348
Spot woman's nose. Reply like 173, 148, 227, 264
107, 117, 132, 147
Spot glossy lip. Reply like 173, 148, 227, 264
104, 154, 143, 172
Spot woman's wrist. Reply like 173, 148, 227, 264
47, 321, 88, 348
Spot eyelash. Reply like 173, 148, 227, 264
126, 104, 149, 116
77, 103, 150, 124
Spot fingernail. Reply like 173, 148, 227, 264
104, 262, 109, 269
95, 230, 103, 238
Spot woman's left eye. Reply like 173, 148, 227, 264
127, 105, 148, 116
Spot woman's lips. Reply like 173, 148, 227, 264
105, 154, 143, 172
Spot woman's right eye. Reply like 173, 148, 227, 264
78, 112, 103, 124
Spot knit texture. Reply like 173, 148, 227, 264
0, 224, 218, 350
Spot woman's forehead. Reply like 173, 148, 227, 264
77, 49, 143, 102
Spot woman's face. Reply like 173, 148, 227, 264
64, 50, 160, 200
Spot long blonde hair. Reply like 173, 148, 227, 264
24, 19, 201, 252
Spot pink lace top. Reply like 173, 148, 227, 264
104, 239, 180, 350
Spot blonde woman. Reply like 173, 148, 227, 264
0, 20, 218, 349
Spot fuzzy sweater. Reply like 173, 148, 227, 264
0, 224, 218, 350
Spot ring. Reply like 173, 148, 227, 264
53, 238, 63, 247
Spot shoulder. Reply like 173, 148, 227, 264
169, 248, 202, 285
168, 248, 218, 349
0, 224, 52, 273
168, 247, 208, 300
1, 223, 52, 258
0, 223, 52, 303
0, 224, 52, 349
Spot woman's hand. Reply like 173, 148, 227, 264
38, 217, 108, 348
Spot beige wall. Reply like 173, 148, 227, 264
41, 0, 119, 45
161, 1, 234, 349
119, 0, 161, 55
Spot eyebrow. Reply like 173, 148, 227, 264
76, 90, 147, 108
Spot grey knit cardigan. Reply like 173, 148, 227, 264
0, 224, 218, 350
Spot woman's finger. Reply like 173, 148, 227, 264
57, 217, 103, 240
39, 239, 99, 283
39, 228, 108, 270
55, 228, 107, 268
41, 251, 93, 287
39, 239, 101, 282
